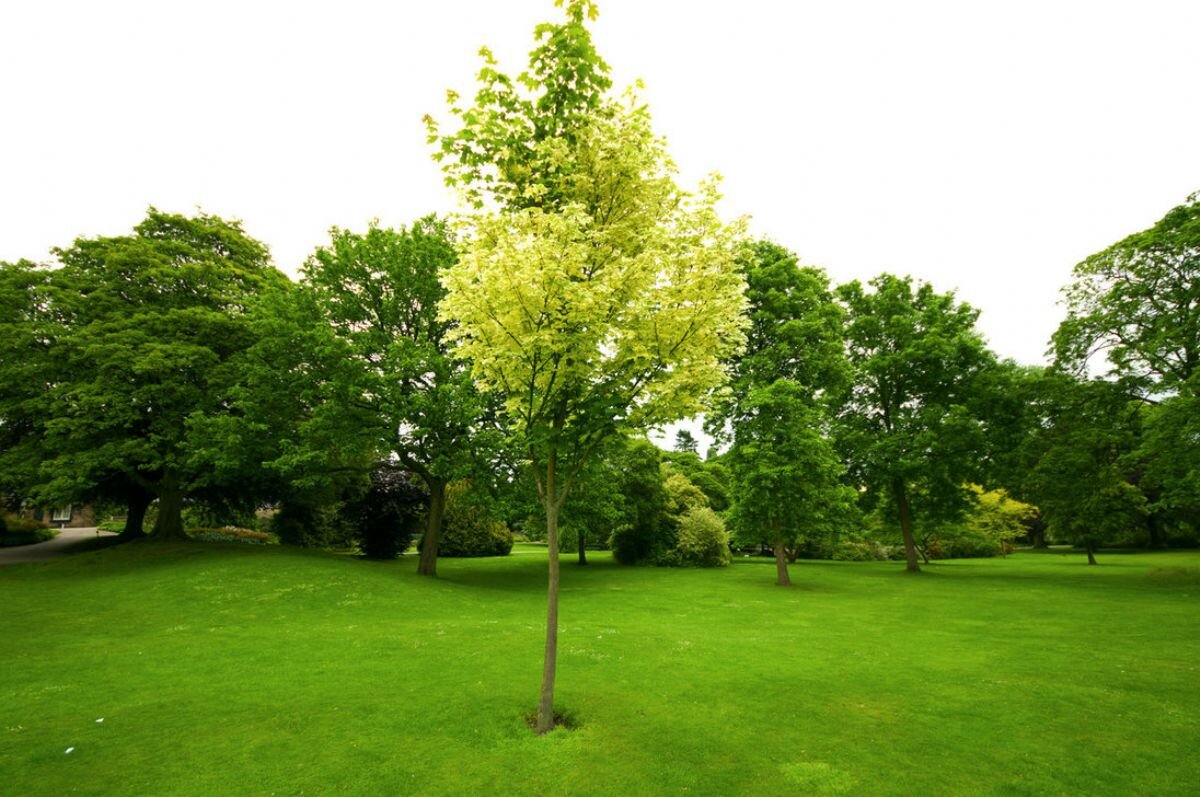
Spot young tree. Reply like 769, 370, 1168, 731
728, 380, 857, 586
836, 274, 995, 572
431, 2, 747, 732
40, 210, 285, 539
673, 428, 699, 455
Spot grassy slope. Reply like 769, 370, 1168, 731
1, 543, 1197, 796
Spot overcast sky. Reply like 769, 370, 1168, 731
3, 0, 1198, 370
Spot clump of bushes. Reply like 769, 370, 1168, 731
0, 515, 57, 547
674, 507, 731, 567
186, 527, 279, 545
347, 465, 428, 559
436, 481, 513, 557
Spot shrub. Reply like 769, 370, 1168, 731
436, 481, 513, 557
831, 540, 902, 561
271, 501, 357, 549
186, 527, 279, 545
347, 465, 428, 559
674, 507, 731, 567
0, 515, 56, 547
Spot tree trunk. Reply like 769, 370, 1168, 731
120, 489, 152, 540
417, 478, 447, 577
577, 529, 587, 565
892, 478, 921, 573
536, 487, 561, 734
1085, 538, 1098, 565
774, 523, 791, 587
919, 544, 930, 565
151, 479, 186, 541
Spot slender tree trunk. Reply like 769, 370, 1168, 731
1030, 518, 1048, 549
919, 544, 930, 565
892, 478, 921, 573
536, 468, 561, 734
577, 529, 587, 565
151, 478, 186, 541
417, 478, 447, 577
1147, 513, 1163, 549
120, 489, 152, 540
1085, 538, 1098, 565
774, 522, 791, 587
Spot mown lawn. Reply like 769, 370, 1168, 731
2, 542, 1198, 795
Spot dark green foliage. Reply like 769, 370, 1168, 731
728, 380, 859, 567
836, 274, 995, 570
606, 438, 669, 564
1054, 191, 1199, 394
270, 500, 357, 550
0, 515, 55, 546
659, 450, 732, 512
436, 481, 513, 557
1021, 374, 1148, 558
708, 240, 848, 441
32, 209, 286, 540
349, 466, 428, 560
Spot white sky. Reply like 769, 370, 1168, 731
2, 0, 1198, 373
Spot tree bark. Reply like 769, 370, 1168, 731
119, 489, 152, 540
774, 521, 791, 586
536, 464, 561, 734
1085, 538, 1098, 565
577, 530, 587, 565
417, 478, 447, 577
892, 478, 921, 573
151, 478, 186, 541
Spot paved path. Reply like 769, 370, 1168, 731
0, 527, 117, 565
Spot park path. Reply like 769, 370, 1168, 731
0, 527, 116, 565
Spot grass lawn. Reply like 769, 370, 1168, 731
2, 543, 1198, 796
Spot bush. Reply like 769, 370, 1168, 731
347, 466, 428, 559
271, 501, 357, 549
831, 540, 901, 561
0, 515, 56, 547
186, 526, 279, 545
674, 507, 731, 567
436, 481, 513, 557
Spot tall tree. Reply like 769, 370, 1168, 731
836, 274, 995, 573
728, 380, 857, 586
432, 1, 747, 733
1021, 374, 1148, 563
1054, 190, 1199, 396
40, 209, 284, 539
300, 218, 493, 575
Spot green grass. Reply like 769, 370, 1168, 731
2, 543, 1198, 795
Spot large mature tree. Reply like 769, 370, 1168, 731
300, 218, 493, 575
1054, 191, 1199, 396
431, 0, 747, 733
0, 261, 54, 510
836, 274, 995, 573
38, 209, 284, 539
1021, 374, 1148, 563
711, 241, 847, 430
728, 380, 857, 586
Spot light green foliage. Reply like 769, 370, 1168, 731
660, 449, 732, 513
674, 506, 731, 567
438, 480, 514, 557
1054, 191, 1200, 395
433, 2, 744, 727
662, 465, 709, 520
38, 210, 285, 538
427, 0, 609, 212
729, 380, 858, 560
836, 274, 995, 570
964, 484, 1036, 552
